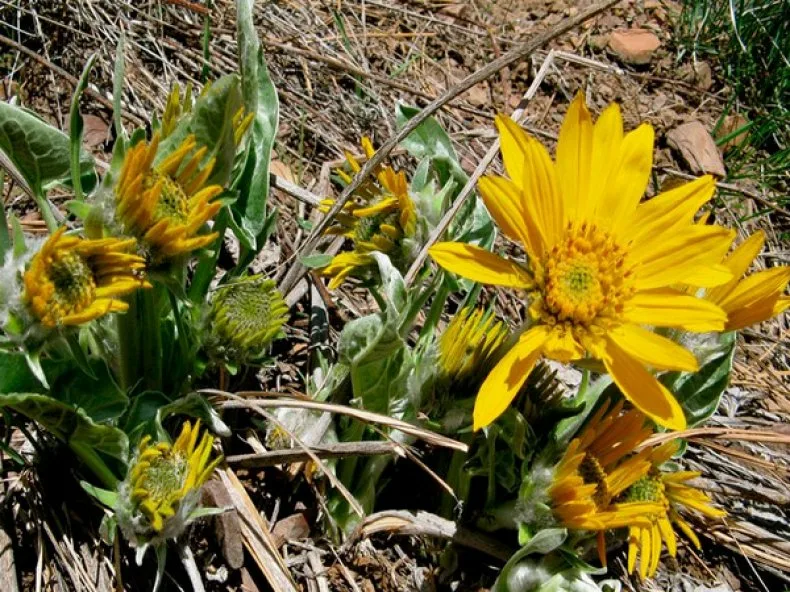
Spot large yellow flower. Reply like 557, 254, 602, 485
128, 420, 222, 533
23, 227, 149, 328
430, 94, 735, 430
704, 230, 790, 330
549, 402, 662, 565
115, 133, 223, 262
321, 137, 417, 288
623, 440, 726, 579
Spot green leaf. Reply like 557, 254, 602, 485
51, 360, 128, 423
0, 351, 47, 394
0, 171, 9, 260
157, 74, 244, 188
0, 102, 95, 196
121, 390, 172, 443
664, 331, 737, 427
80, 480, 119, 508
300, 253, 334, 269
159, 392, 231, 438
69, 55, 96, 202
492, 529, 568, 592
0, 392, 128, 461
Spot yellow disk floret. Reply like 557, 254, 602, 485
23, 227, 149, 328
115, 133, 223, 262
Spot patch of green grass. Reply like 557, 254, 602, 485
673, 0, 789, 215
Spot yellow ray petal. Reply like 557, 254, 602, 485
706, 230, 765, 305
473, 325, 549, 429
608, 324, 698, 372
495, 114, 528, 189
588, 103, 623, 212
556, 93, 593, 220
632, 225, 734, 290
624, 289, 727, 332
478, 175, 533, 251
627, 175, 716, 244
606, 123, 654, 232
429, 242, 533, 288
601, 336, 687, 430
520, 131, 564, 250
717, 266, 790, 329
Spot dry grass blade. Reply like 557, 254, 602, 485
345, 510, 514, 563
205, 390, 468, 452
226, 440, 405, 468
217, 468, 299, 592
277, 0, 621, 296
642, 427, 790, 448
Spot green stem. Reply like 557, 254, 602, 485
69, 440, 119, 489
117, 287, 163, 394
34, 191, 59, 233
0, 177, 10, 259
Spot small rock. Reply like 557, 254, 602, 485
694, 61, 713, 91
608, 28, 661, 65
717, 113, 750, 152
666, 120, 727, 177
202, 481, 244, 570
271, 512, 310, 548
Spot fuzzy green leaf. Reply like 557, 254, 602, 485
300, 253, 335, 269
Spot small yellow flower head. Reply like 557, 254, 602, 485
118, 421, 222, 545
160, 82, 194, 139
438, 308, 510, 386
205, 275, 289, 365
704, 230, 790, 330
22, 227, 149, 328
320, 137, 418, 288
114, 133, 223, 263
622, 441, 726, 579
430, 94, 738, 431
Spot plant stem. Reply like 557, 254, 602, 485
69, 440, 119, 489
117, 287, 163, 394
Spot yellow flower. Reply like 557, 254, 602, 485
128, 420, 222, 533
160, 82, 194, 139
548, 402, 662, 565
623, 440, 726, 579
429, 94, 735, 430
23, 227, 149, 328
321, 137, 417, 288
704, 230, 790, 330
438, 307, 510, 384
114, 133, 223, 262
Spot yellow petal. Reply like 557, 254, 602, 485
608, 324, 698, 372
601, 336, 687, 430
519, 132, 564, 250
632, 225, 734, 290
606, 123, 654, 232
478, 176, 532, 250
473, 325, 549, 430
717, 266, 790, 330
706, 230, 765, 305
556, 93, 593, 220
624, 289, 727, 332
628, 175, 716, 244
495, 114, 528, 189
588, 103, 623, 212
429, 242, 532, 288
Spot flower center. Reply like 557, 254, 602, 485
623, 473, 669, 511
537, 222, 634, 327
49, 252, 96, 317
140, 452, 187, 505
147, 173, 189, 224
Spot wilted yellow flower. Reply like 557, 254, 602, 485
623, 441, 726, 579
205, 275, 289, 365
114, 133, 223, 262
549, 402, 662, 568
23, 227, 149, 328
321, 137, 417, 288
127, 421, 222, 534
704, 230, 790, 330
430, 94, 735, 431
438, 308, 510, 384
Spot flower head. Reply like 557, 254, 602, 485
704, 230, 790, 330
622, 441, 726, 579
22, 227, 149, 328
205, 275, 289, 365
114, 133, 223, 263
118, 421, 222, 544
320, 137, 418, 288
438, 307, 510, 386
430, 94, 736, 430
